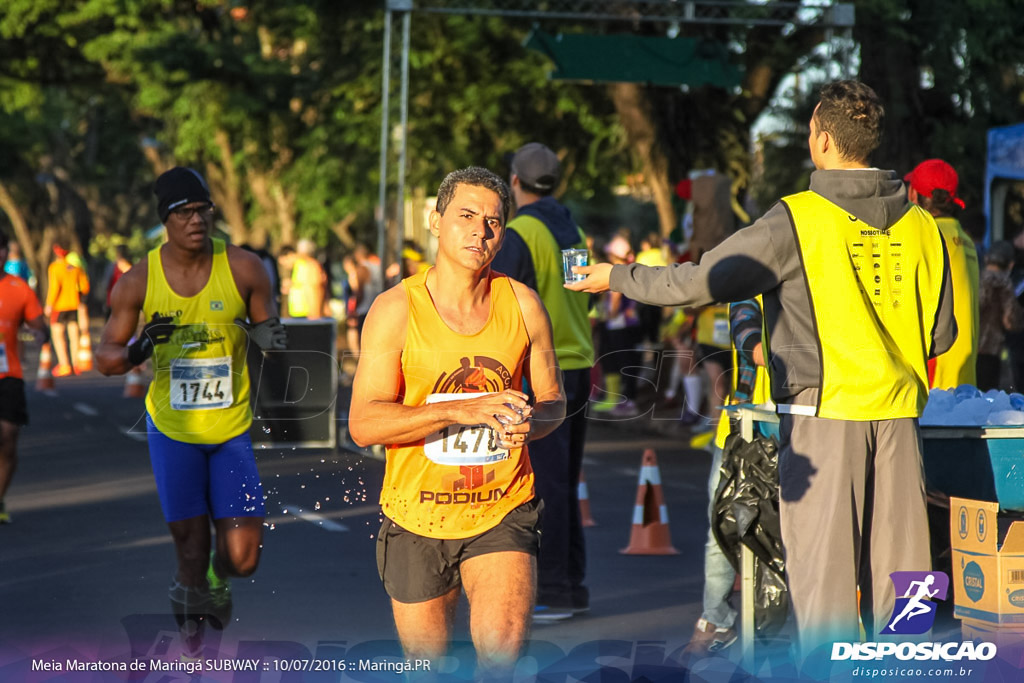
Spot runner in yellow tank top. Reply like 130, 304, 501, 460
96, 167, 286, 660
350, 167, 565, 676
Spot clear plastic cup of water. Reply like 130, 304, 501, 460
562, 248, 588, 284
497, 403, 525, 425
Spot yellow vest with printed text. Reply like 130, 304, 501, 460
930, 216, 979, 389
381, 270, 535, 539
780, 192, 946, 420
144, 238, 252, 443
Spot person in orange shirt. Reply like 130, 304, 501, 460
0, 232, 50, 524
45, 245, 89, 376
349, 167, 565, 676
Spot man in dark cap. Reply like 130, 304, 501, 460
491, 143, 595, 621
96, 166, 287, 660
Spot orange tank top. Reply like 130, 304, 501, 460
0, 274, 43, 379
381, 269, 535, 539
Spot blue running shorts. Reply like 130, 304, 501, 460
146, 414, 266, 523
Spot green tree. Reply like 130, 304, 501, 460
0, 0, 154, 293
858, 0, 1024, 209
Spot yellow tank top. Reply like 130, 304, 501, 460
930, 216, 979, 389
381, 269, 534, 539
782, 192, 945, 420
144, 238, 252, 443
288, 256, 318, 318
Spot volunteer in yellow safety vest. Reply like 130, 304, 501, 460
567, 80, 957, 655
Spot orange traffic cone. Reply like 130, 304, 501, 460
36, 342, 55, 391
579, 469, 597, 527
76, 332, 93, 373
124, 365, 148, 398
620, 449, 679, 555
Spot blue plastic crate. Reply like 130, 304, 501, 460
922, 427, 1024, 511
985, 436, 1024, 511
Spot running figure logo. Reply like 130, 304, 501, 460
880, 571, 949, 635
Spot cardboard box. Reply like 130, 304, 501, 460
950, 497, 1024, 624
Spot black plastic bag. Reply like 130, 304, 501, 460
711, 426, 789, 637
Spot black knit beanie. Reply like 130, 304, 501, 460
154, 167, 211, 222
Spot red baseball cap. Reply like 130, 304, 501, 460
904, 159, 965, 209
675, 178, 692, 200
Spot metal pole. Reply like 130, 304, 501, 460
376, 10, 393, 264
396, 11, 411, 270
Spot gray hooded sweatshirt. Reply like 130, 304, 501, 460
609, 168, 957, 408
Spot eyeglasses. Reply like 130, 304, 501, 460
169, 204, 216, 220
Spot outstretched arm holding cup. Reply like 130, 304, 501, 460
564, 262, 613, 294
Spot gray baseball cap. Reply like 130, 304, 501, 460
510, 142, 561, 191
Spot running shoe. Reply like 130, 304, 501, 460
0, 501, 10, 524
531, 605, 573, 622
52, 364, 74, 378
682, 617, 738, 656
689, 430, 715, 451
206, 551, 233, 629
608, 400, 639, 418
168, 579, 209, 659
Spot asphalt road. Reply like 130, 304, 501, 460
0, 361, 752, 682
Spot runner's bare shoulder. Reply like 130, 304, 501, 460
362, 284, 408, 348
506, 277, 551, 341
224, 244, 269, 295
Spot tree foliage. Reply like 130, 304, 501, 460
1, 0, 1023, 285
0, 0, 625, 274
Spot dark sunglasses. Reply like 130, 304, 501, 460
170, 203, 216, 220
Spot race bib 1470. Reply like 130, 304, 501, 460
422, 393, 509, 466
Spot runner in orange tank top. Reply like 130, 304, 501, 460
350, 167, 565, 677
0, 232, 50, 524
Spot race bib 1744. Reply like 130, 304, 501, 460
170, 356, 233, 411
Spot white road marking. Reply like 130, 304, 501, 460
122, 429, 148, 442
279, 503, 349, 531
74, 402, 99, 416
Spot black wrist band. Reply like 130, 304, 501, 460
127, 337, 153, 367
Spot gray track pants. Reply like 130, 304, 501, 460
778, 413, 930, 654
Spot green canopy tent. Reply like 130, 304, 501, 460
524, 30, 741, 88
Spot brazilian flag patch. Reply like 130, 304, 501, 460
210, 300, 224, 311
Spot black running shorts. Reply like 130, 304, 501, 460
52, 310, 78, 325
0, 377, 28, 426
376, 497, 542, 604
